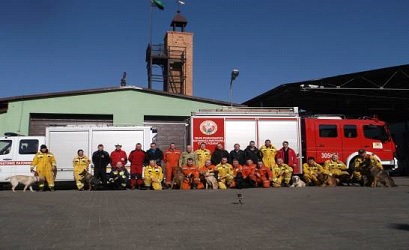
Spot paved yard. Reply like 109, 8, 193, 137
0, 178, 408, 250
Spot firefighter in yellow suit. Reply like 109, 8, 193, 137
353, 149, 383, 185
195, 142, 211, 168
272, 158, 293, 187
324, 154, 349, 177
216, 157, 234, 189
259, 139, 277, 168
73, 149, 90, 191
144, 160, 164, 190
30, 144, 57, 191
303, 156, 326, 186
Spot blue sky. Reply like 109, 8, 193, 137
1, 0, 408, 103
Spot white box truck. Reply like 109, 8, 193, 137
0, 126, 155, 183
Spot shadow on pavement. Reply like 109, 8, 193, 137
388, 223, 409, 231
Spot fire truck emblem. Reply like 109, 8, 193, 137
200, 120, 218, 135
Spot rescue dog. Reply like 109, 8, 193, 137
370, 167, 396, 188
79, 169, 96, 191
317, 172, 338, 187
290, 176, 306, 188
5, 175, 44, 192
171, 167, 185, 189
204, 172, 218, 189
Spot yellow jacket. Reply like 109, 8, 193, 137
303, 162, 327, 175
73, 156, 90, 173
272, 163, 293, 175
324, 159, 347, 173
144, 165, 164, 183
260, 145, 277, 168
216, 163, 233, 179
354, 155, 383, 170
31, 152, 56, 172
195, 149, 211, 168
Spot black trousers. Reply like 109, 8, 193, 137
94, 167, 107, 186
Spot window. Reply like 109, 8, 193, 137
344, 125, 357, 138
364, 125, 388, 141
0, 140, 12, 155
319, 125, 338, 138
19, 139, 39, 155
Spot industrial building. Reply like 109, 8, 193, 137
0, 86, 231, 149
244, 64, 409, 175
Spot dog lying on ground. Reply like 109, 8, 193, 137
5, 175, 44, 192
370, 167, 396, 188
171, 167, 185, 189
317, 172, 338, 187
79, 170, 96, 191
290, 176, 306, 188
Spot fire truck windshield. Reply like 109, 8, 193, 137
363, 125, 389, 142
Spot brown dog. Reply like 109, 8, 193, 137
370, 167, 396, 188
171, 167, 184, 189
317, 172, 338, 187
79, 170, 96, 191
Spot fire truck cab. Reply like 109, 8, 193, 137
302, 116, 397, 170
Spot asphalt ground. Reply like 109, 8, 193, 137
0, 178, 408, 250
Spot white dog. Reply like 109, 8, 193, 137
205, 173, 218, 189
290, 176, 306, 188
5, 175, 43, 192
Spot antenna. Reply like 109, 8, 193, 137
120, 72, 127, 87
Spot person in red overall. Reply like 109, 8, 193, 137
128, 143, 145, 189
276, 141, 298, 171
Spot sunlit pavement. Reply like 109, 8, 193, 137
1, 177, 408, 249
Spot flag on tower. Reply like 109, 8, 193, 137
151, 0, 165, 10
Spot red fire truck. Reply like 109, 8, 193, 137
191, 107, 397, 174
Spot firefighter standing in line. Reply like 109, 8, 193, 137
260, 139, 277, 169
229, 143, 246, 165
145, 142, 164, 166
92, 144, 110, 189
128, 143, 146, 189
211, 143, 229, 165
181, 158, 203, 190
244, 141, 261, 165
143, 159, 164, 190
195, 142, 211, 168
353, 149, 383, 185
30, 144, 57, 191
110, 143, 127, 167
179, 145, 198, 167
254, 161, 273, 188
164, 143, 181, 188
272, 158, 293, 187
73, 149, 90, 191
324, 154, 349, 183
216, 157, 234, 189
276, 141, 298, 170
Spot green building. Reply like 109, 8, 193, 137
0, 86, 233, 149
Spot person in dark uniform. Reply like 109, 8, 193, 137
92, 144, 110, 189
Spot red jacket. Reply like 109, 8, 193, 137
276, 147, 298, 169
128, 149, 145, 174
110, 149, 127, 169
